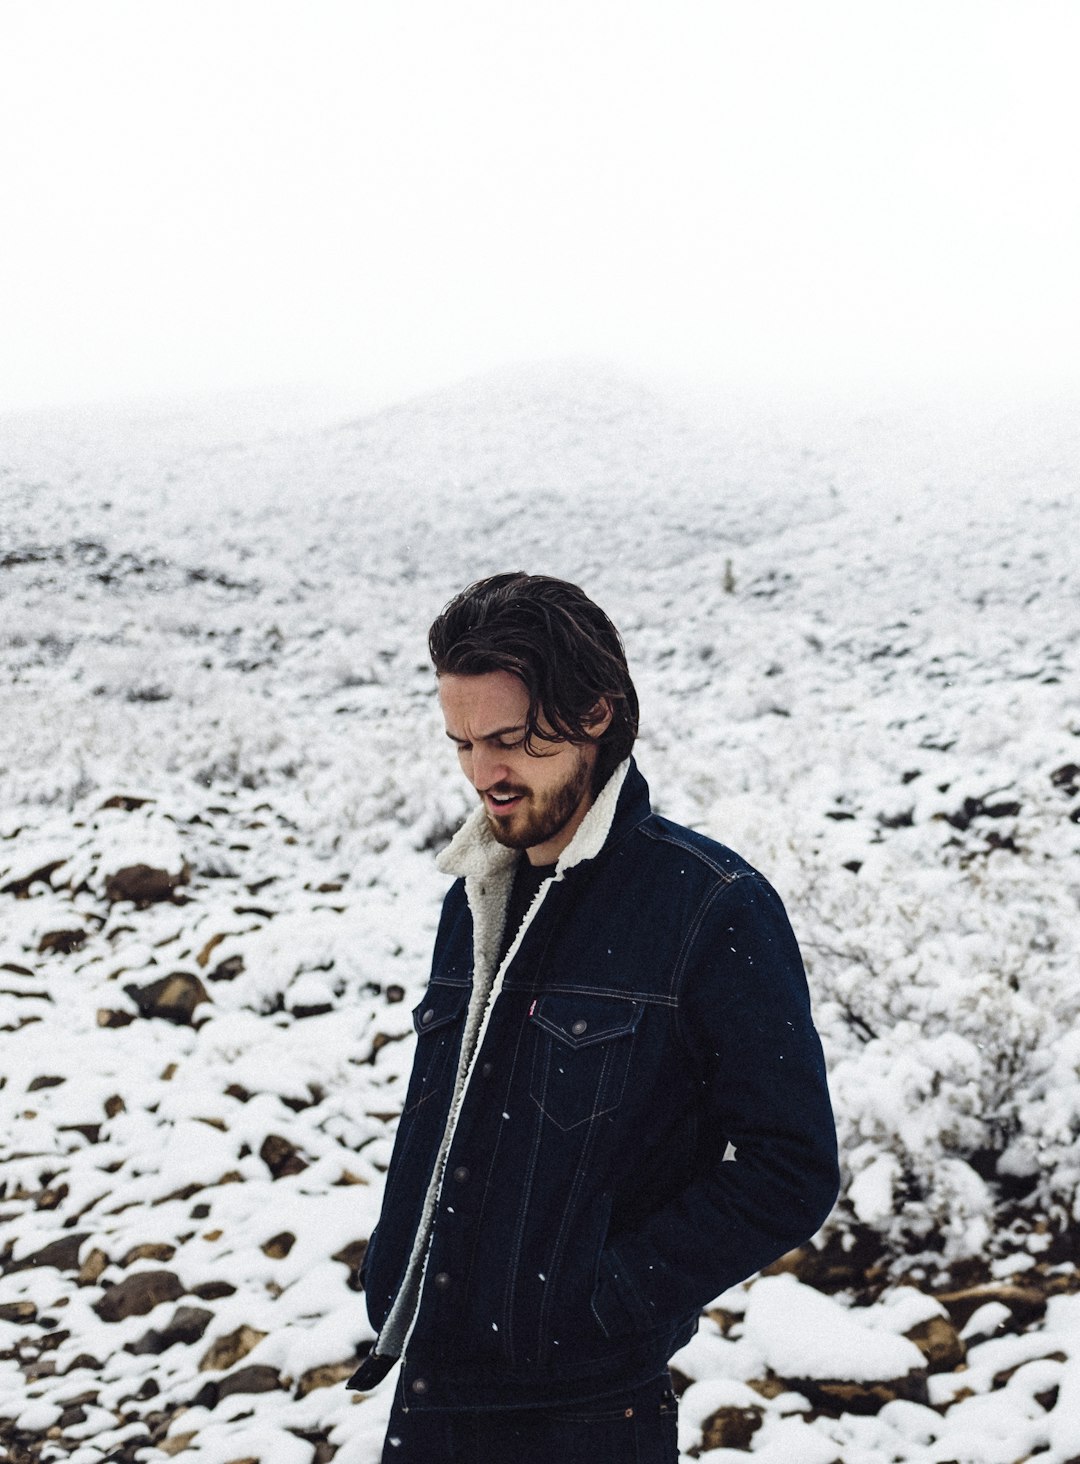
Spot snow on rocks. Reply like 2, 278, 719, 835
1, 367, 1079, 1460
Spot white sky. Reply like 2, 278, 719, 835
2, 0, 1078, 411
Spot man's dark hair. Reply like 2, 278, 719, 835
428, 573, 639, 785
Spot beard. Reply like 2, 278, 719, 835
483, 749, 594, 853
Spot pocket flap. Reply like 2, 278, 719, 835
531, 994, 643, 1048
412, 983, 469, 1036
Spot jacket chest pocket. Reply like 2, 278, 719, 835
529, 994, 643, 1132
402, 983, 469, 1115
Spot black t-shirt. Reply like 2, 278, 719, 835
497, 856, 556, 968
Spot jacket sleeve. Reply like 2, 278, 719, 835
593, 871, 839, 1335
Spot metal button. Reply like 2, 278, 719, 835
571, 1019, 588, 1036
434, 1271, 452, 1290
411, 1376, 429, 1394
481, 1061, 493, 1078
421, 1010, 435, 1027
453, 1166, 470, 1183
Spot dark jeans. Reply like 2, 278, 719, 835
381, 1372, 679, 1463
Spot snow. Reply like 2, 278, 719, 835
744, 1275, 926, 1381
1, 362, 1079, 1460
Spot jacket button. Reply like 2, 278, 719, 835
453, 1166, 470, 1183
411, 1376, 429, 1394
434, 1271, 452, 1290
481, 1061, 493, 1078
420, 1010, 435, 1027
571, 1019, 588, 1036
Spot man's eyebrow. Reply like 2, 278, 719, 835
445, 724, 526, 743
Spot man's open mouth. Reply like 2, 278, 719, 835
486, 791, 525, 813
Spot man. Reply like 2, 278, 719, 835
346, 573, 839, 1462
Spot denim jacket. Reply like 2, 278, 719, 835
346, 758, 839, 1409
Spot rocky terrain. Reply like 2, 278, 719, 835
1, 366, 1078, 1462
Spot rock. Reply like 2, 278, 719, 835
937, 1281, 1049, 1332
105, 862, 189, 906
700, 1405, 764, 1450
123, 971, 209, 1024
260, 1133, 309, 1178
158, 1432, 199, 1456
216, 1364, 282, 1399
10, 1232, 91, 1274
128, 1305, 215, 1356
297, 1361, 357, 1396
0, 1301, 37, 1323
62, 1352, 105, 1374
93, 1270, 185, 1322
104, 1093, 126, 1117
199, 1324, 268, 1372
793, 1372, 930, 1415
27, 1074, 65, 1091
1, 859, 68, 898
191, 1279, 236, 1300
99, 793, 154, 810
906, 1314, 966, 1372
262, 1232, 296, 1259
78, 1248, 110, 1285
331, 1238, 368, 1290
208, 954, 245, 981
37, 929, 87, 955
121, 1242, 177, 1266
97, 1007, 136, 1028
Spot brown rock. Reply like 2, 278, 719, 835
103, 1093, 126, 1118
200, 1325, 268, 1372
196, 932, 227, 967
158, 1433, 199, 1456
0, 1301, 37, 1323
209, 954, 245, 981
99, 794, 154, 810
906, 1314, 966, 1372
97, 1007, 136, 1028
105, 862, 189, 906
297, 1361, 357, 1396
78, 1248, 110, 1285
793, 1371, 930, 1416
123, 971, 209, 1024
747, 1377, 788, 1400
216, 1364, 281, 1399
121, 1242, 177, 1266
700, 1405, 763, 1450
262, 1232, 296, 1259
11, 1232, 91, 1273
936, 1281, 1049, 1331
993, 1351, 1067, 1389
703, 1306, 740, 1334
93, 1270, 185, 1322
36, 1182, 69, 1210
38, 929, 87, 955
260, 1133, 309, 1178
27, 1073, 65, 1091
332, 1238, 368, 1290
128, 1305, 214, 1356
191, 1280, 236, 1300
1, 859, 68, 898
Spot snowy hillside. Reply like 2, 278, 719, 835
1, 365, 1078, 1463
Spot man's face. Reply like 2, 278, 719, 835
438, 670, 604, 866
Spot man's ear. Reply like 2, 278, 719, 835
585, 698, 614, 738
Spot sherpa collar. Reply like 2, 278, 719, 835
436, 757, 632, 882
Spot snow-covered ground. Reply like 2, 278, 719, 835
1, 364, 1078, 1462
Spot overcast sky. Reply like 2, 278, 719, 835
2, 0, 1077, 412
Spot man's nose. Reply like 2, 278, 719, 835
472, 744, 510, 790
